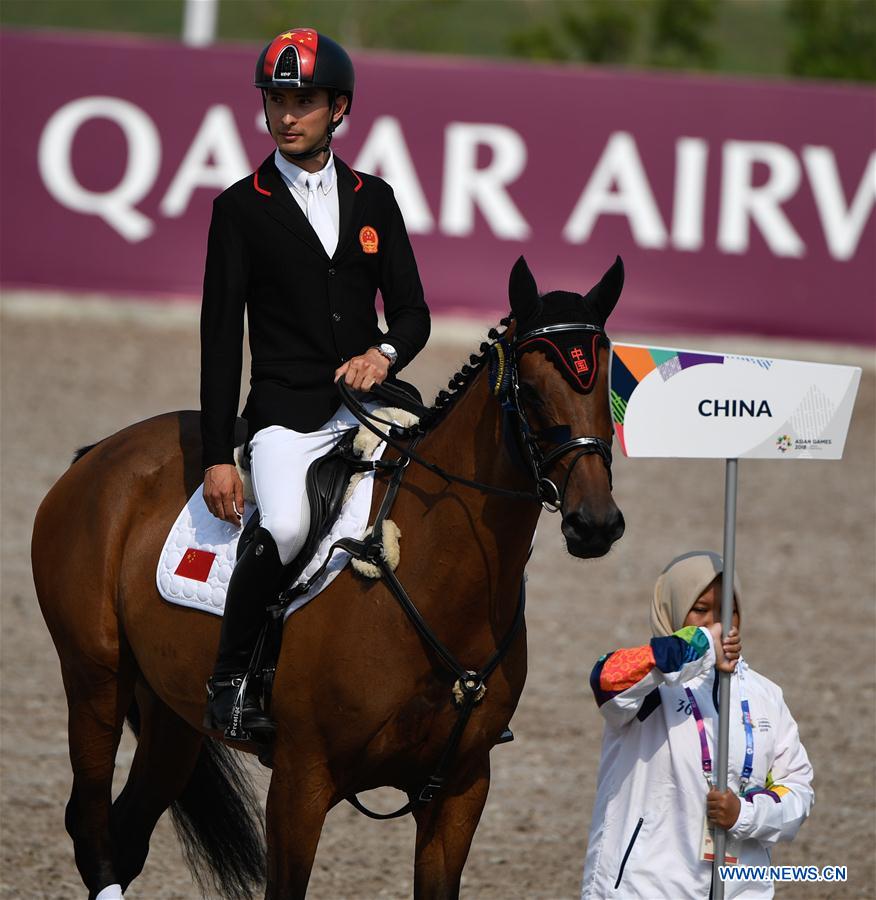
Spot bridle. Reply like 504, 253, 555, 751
509, 321, 613, 511
338, 318, 614, 513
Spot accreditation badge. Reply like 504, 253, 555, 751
700, 816, 739, 865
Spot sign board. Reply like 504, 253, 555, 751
610, 342, 861, 459
1, 31, 874, 344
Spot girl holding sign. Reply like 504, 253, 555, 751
581, 551, 813, 899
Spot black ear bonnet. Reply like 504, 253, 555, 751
508, 255, 623, 394
517, 318, 607, 394
515, 287, 612, 395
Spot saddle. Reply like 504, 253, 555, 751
236, 380, 423, 572
236, 427, 370, 573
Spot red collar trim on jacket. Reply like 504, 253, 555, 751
253, 170, 271, 196
253, 155, 362, 196
333, 155, 363, 193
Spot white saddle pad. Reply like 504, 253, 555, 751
156, 437, 387, 621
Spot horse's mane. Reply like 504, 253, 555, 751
417, 315, 513, 432
71, 443, 99, 465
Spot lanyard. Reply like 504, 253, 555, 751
737, 663, 754, 793
684, 661, 754, 793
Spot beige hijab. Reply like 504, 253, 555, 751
650, 550, 742, 637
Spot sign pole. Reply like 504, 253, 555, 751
711, 457, 739, 899
609, 341, 859, 898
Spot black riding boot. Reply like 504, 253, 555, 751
204, 526, 285, 742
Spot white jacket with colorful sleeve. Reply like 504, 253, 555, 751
581, 626, 814, 900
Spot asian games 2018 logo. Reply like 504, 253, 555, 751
776, 434, 793, 453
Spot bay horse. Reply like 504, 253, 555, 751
31, 256, 625, 899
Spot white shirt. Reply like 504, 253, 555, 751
273, 148, 340, 240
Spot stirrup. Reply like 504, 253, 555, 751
204, 674, 253, 741
206, 670, 278, 746
224, 671, 251, 741
241, 705, 277, 743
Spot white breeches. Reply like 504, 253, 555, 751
94, 886, 123, 900
249, 404, 369, 565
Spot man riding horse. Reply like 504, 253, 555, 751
201, 27, 430, 739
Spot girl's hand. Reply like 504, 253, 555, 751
707, 788, 741, 829
708, 623, 741, 673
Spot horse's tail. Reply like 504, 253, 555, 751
125, 702, 266, 899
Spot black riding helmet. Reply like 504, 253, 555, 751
255, 28, 354, 161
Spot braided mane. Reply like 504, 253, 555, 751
417, 315, 513, 432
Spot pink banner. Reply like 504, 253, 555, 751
1, 30, 874, 342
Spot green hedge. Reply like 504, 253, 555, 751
2, 0, 872, 83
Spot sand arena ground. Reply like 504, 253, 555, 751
1, 294, 873, 898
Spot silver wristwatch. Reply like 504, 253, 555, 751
374, 342, 398, 367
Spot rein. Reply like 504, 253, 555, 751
273, 427, 526, 820
285, 319, 612, 819
337, 318, 613, 511
336, 381, 540, 502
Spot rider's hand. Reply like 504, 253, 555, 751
707, 788, 741, 829
334, 348, 390, 392
708, 622, 741, 674
203, 464, 244, 525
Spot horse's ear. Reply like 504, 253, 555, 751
509, 255, 539, 321
591, 256, 624, 322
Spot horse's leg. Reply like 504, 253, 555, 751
263, 746, 332, 900
411, 756, 491, 900
60, 644, 137, 899
110, 682, 204, 890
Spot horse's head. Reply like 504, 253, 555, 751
507, 256, 625, 558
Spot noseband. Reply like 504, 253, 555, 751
508, 322, 613, 512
